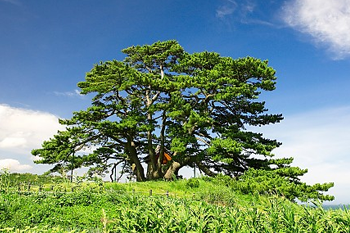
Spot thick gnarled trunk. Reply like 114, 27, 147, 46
126, 138, 146, 182
163, 161, 182, 180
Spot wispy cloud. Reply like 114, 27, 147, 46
216, 0, 274, 28
256, 106, 350, 204
282, 0, 350, 59
216, 0, 237, 19
0, 0, 22, 6
54, 89, 83, 98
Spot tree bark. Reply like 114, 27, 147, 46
126, 138, 146, 181
164, 161, 181, 180
146, 111, 157, 179
157, 110, 167, 176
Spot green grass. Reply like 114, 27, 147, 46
1, 174, 349, 232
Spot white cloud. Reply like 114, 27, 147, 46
54, 89, 83, 98
216, 0, 237, 19
0, 104, 64, 155
0, 159, 32, 171
256, 106, 350, 204
0, 0, 22, 6
216, 0, 258, 19
216, 0, 274, 27
0, 137, 27, 148
282, 0, 350, 59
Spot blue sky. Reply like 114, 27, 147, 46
1, 0, 350, 204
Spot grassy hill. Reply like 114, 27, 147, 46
0, 173, 349, 232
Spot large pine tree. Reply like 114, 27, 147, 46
31, 41, 333, 201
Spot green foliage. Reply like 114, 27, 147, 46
185, 178, 200, 189
32, 40, 286, 182
0, 169, 11, 192
232, 168, 334, 202
3, 172, 65, 185
31, 40, 333, 200
0, 178, 347, 233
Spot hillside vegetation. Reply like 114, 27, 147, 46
0, 172, 349, 232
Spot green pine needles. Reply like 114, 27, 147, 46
32, 40, 333, 202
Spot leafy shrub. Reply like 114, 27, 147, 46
0, 169, 11, 192
185, 178, 200, 188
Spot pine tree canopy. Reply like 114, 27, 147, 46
32, 40, 333, 201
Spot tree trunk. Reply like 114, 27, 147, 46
126, 138, 146, 181
164, 161, 181, 180
146, 112, 158, 180
157, 110, 167, 176
109, 163, 117, 182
